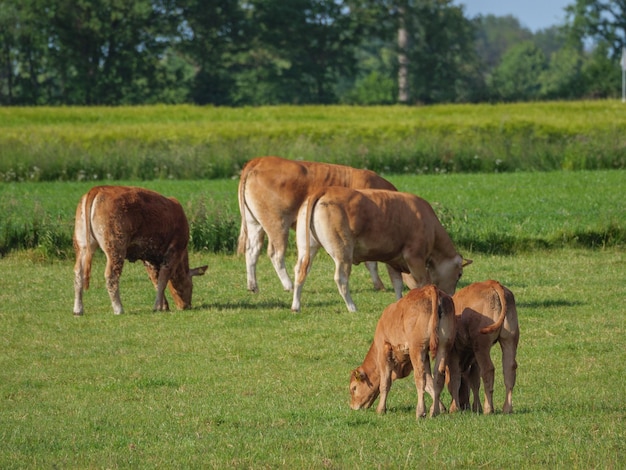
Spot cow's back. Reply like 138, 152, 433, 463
90, 186, 189, 263
242, 156, 396, 211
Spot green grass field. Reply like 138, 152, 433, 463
1, 168, 625, 468
1, 247, 625, 468
1, 170, 624, 258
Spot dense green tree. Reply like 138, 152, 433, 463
174, 0, 249, 105
566, 0, 626, 59
241, 0, 362, 104
581, 41, 621, 98
490, 41, 547, 101
539, 45, 585, 99
46, 0, 179, 104
473, 15, 533, 72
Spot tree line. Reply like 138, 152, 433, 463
0, 0, 624, 106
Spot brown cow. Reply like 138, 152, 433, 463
73, 186, 207, 315
349, 285, 456, 418
237, 156, 397, 293
291, 187, 471, 312
447, 280, 520, 414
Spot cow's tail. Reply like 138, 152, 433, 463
480, 280, 507, 334
236, 162, 251, 256
428, 285, 440, 357
81, 188, 99, 290
296, 190, 322, 283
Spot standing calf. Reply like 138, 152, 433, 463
73, 186, 207, 315
349, 285, 456, 419
448, 280, 520, 414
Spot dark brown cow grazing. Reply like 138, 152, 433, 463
73, 186, 207, 315
447, 280, 520, 414
237, 156, 397, 293
291, 187, 471, 312
349, 285, 456, 418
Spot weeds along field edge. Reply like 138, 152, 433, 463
1, 102, 625, 182
0, 170, 624, 260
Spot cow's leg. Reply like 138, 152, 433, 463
73, 243, 95, 316
290, 245, 320, 312
376, 345, 394, 414
411, 348, 428, 418
152, 262, 174, 311
365, 262, 385, 291
500, 338, 518, 414
244, 217, 265, 293
267, 230, 294, 292
334, 258, 356, 312
429, 343, 448, 417
143, 262, 170, 311
467, 361, 483, 413
385, 265, 404, 300
104, 253, 125, 315
474, 347, 496, 414
447, 350, 463, 413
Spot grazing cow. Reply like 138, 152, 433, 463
447, 280, 520, 414
349, 285, 456, 418
291, 187, 471, 312
73, 186, 207, 315
237, 156, 397, 293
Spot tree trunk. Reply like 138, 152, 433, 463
397, 5, 409, 104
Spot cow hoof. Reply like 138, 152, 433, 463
73, 311, 83, 316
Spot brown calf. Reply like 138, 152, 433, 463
73, 186, 207, 315
448, 280, 520, 414
349, 285, 456, 418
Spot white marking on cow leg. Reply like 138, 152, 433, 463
269, 241, 294, 291
334, 261, 356, 312
386, 265, 404, 300
365, 262, 385, 291
245, 221, 265, 293
73, 256, 85, 315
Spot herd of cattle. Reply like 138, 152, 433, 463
71, 155, 520, 418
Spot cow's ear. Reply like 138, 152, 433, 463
462, 258, 473, 267
353, 369, 365, 382
190, 265, 208, 277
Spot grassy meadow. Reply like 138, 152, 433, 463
1, 102, 625, 468
1, 246, 625, 468
1, 170, 624, 258
0, 169, 625, 467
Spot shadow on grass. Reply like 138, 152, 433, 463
518, 299, 583, 309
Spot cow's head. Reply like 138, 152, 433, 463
349, 368, 379, 410
430, 255, 472, 295
168, 252, 208, 309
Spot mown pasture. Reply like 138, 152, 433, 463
1, 170, 625, 468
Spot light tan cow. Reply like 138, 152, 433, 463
349, 285, 456, 418
447, 280, 520, 414
237, 156, 397, 293
291, 187, 471, 312
73, 186, 207, 315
